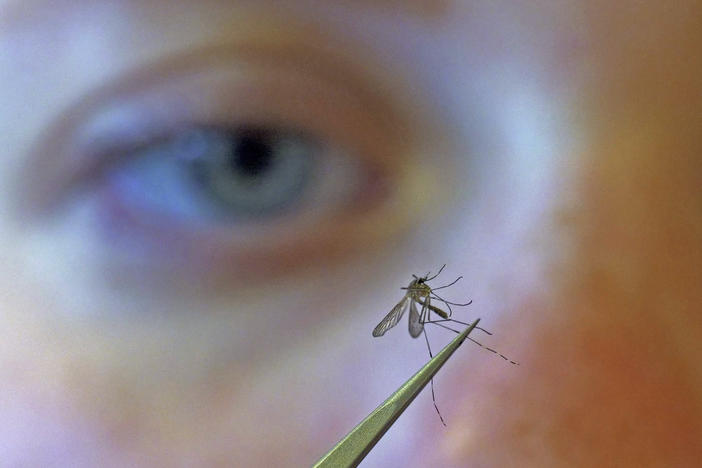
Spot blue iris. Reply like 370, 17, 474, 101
110, 126, 318, 221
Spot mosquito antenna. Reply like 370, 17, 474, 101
421, 327, 447, 427
425, 264, 446, 282
431, 276, 463, 291
412, 274, 419, 280
425, 320, 519, 365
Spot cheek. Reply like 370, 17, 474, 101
434, 13, 702, 467
0, 267, 117, 464
429, 166, 702, 467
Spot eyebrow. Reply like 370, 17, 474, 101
353, 0, 449, 18
2, 0, 450, 28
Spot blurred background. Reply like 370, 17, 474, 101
1, 1, 701, 466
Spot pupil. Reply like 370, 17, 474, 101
230, 129, 274, 177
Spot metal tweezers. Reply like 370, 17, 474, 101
312, 318, 480, 468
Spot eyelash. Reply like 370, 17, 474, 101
18, 46, 436, 285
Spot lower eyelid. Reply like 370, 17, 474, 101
90, 155, 430, 285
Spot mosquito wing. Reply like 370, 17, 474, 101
408, 298, 424, 338
372, 296, 410, 337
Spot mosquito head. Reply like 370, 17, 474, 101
410, 274, 427, 288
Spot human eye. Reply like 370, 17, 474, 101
18, 42, 449, 289
108, 125, 327, 222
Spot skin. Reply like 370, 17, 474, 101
1, 1, 701, 466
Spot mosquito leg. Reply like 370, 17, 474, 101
425, 264, 446, 282
430, 290, 472, 307
422, 325, 434, 358
466, 336, 519, 365
415, 298, 450, 322
444, 299, 454, 318
422, 327, 447, 427
428, 292, 454, 318
427, 318, 493, 335
432, 276, 463, 291
425, 320, 519, 365
426, 320, 462, 334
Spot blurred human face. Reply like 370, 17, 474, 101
1, 1, 701, 466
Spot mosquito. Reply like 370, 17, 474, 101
372, 265, 518, 426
